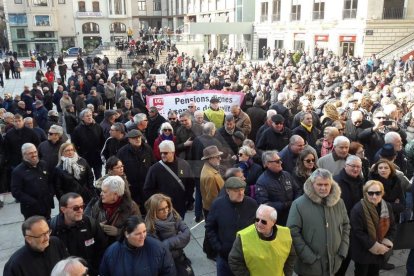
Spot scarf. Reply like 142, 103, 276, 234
321, 139, 334, 157
61, 153, 84, 180
361, 198, 390, 242
154, 212, 179, 241
161, 133, 174, 140
300, 122, 313, 132
103, 197, 123, 221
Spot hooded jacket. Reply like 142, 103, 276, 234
286, 177, 350, 276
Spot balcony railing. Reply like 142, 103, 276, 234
272, 13, 280, 22
343, 9, 357, 19
382, 7, 405, 19
313, 11, 324, 20
291, 13, 300, 21
260, 15, 267, 23
76, 11, 103, 18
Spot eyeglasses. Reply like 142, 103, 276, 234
304, 159, 315, 163
157, 206, 169, 213
346, 164, 362, 169
255, 218, 268, 225
48, 132, 58, 135
169, 117, 177, 121
67, 204, 86, 211
163, 129, 172, 132
63, 148, 75, 153
25, 229, 52, 239
268, 159, 282, 164
367, 191, 382, 196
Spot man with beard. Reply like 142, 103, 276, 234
216, 115, 242, 159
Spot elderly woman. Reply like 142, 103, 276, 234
293, 148, 318, 189
145, 194, 192, 275
153, 122, 176, 161
316, 126, 339, 157
234, 146, 262, 197
350, 180, 396, 275
54, 142, 95, 204
100, 215, 176, 276
86, 175, 140, 244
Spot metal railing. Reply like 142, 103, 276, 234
343, 9, 357, 19
272, 13, 280, 22
313, 11, 324, 20
382, 7, 405, 19
377, 31, 414, 60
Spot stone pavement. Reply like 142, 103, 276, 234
0, 57, 410, 275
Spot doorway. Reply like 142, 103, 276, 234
340, 42, 355, 57
258, 38, 267, 59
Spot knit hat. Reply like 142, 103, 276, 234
224, 177, 246, 189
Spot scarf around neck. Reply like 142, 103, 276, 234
61, 153, 83, 180
361, 198, 390, 242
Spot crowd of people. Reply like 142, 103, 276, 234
1, 46, 414, 276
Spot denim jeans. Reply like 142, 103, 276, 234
402, 192, 413, 222
216, 256, 234, 276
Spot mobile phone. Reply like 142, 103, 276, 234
383, 120, 394, 126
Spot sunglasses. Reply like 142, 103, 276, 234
188, 106, 196, 108
367, 191, 382, 196
255, 218, 268, 225
304, 159, 315, 163
169, 118, 177, 121
68, 204, 86, 211
163, 129, 172, 132
268, 159, 282, 164
238, 153, 245, 157
48, 132, 58, 135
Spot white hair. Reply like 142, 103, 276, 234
333, 136, 350, 147
256, 204, 277, 222
51, 257, 86, 276
102, 176, 125, 196
384, 132, 401, 144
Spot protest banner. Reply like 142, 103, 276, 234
146, 90, 245, 118
155, 74, 167, 86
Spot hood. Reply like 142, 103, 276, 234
303, 177, 341, 207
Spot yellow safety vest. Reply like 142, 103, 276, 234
204, 108, 225, 129
238, 224, 292, 276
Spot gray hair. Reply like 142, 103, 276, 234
49, 125, 64, 136
21, 143, 36, 155
256, 204, 277, 222
224, 168, 243, 180
254, 96, 264, 106
289, 134, 304, 145
202, 122, 216, 135
266, 109, 277, 119
345, 155, 361, 165
307, 168, 333, 184
239, 146, 253, 157
242, 139, 255, 148
79, 108, 92, 120
384, 132, 401, 144
159, 122, 174, 135
102, 175, 125, 196
262, 150, 278, 166
112, 122, 126, 134
51, 257, 86, 276
225, 114, 235, 122
133, 113, 147, 124
333, 136, 350, 147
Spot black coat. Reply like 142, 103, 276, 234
4, 127, 40, 167
334, 168, 364, 214
234, 160, 263, 196
11, 160, 54, 218
256, 126, 291, 152
72, 122, 105, 166
344, 119, 373, 142
190, 134, 223, 178
147, 114, 167, 147
101, 137, 128, 162
216, 127, 242, 156
117, 143, 155, 205
246, 105, 267, 140
3, 237, 69, 276
38, 139, 64, 175
292, 125, 320, 149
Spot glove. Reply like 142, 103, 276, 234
101, 224, 120, 236
368, 241, 389, 255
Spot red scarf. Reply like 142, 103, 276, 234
103, 197, 123, 221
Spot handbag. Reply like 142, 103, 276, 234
174, 254, 195, 276
393, 220, 414, 250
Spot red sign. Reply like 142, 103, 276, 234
339, 35, 356, 42
315, 35, 329, 42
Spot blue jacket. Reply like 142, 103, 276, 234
100, 237, 176, 276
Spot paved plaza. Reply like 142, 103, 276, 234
0, 60, 410, 275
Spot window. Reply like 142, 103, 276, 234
33, 31, 54, 38
176, 0, 180, 14
16, 29, 25, 39
82, 22, 100, 33
9, 14, 28, 25
291, 4, 301, 21
261, 2, 268, 23
58, 0, 65, 3
92, 1, 100, 12
343, 0, 357, 19
272, 0, 281, 21
138, 0, 146, 11
110, 22, 126, 33
78, 1, 86, 12
154, 0, 161, 11
15, 0, 23, 3
313, 0, 325, 20
34, 15, 50, 26
33, 0, 48, 6
274, 40, 283, 49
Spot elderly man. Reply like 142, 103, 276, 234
257, 114, 292, 152
204, 97, 225, 129
255, 150, 301, 226
175, 111, 202, 159
49, 193, 107, 275
194, 110, 207, 127
291, 99, 320, 129
117, 129, 155, 213
333, 155, 364, 276
217, 114, 242, 158
287, 169, 350, 276
4, 216, 69, 276
101, 122, 128, 162
51, 257, 89, 276
144, 140, 194, 218
33, 100, 48, 130
205, 177, 258, 276
11, 143, 54, 219
292, 112, 320, 149
374, 131, 407, 174
72, 109, 105, 179
317, 136, 350, 176
24, 116, 47, 142
230, 104, 252, 137
255, 109, 277, 142
278, 135, 306, 174
38, 124, 65, 174
344, 110, 373, 142
229, 204, 296, 276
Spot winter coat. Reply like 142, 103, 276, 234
38, 139, 64, 175
286, 177, 350, 276
255, 170, 301, 226
72, 121, 105, 166
234, 159, 263, 196
190, 134, 223, 178
292, 125, 320, 149
234, 110, 252, 136
33, 106, 48, 130
200, 162, 225, 211
147, 114, 167, 147
344, 119, 373, 142
216, 126, 242, 156
4, 127, 40, 167
334, 169, 364, 214
256, 127, 291, 152
64, 112, 78, 135
246, 105, 267, 140
175, 124, 202, 159
99, 237, 176, 276
101, 137, 128, 162
205, 194, 258, 260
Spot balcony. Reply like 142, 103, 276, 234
382, 7, 405, 19
291, 13, 300, 21
313, 11, 324, 20
343, 9, 357, 19
260, 15, 268, 23
272, 13, 280, 22
76, 12, 103, 18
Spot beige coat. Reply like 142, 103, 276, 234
200, 162, 224, 211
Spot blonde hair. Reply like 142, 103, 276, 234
363, 180, 384, 199
323, 103, 339, 121
144, 194, 180, 235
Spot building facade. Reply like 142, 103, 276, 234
254, 0, 414, 59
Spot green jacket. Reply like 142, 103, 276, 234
286, 177, 350, 276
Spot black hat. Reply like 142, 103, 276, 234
271, 114, 285, 123
379, 143, 396, 158
210, 97, 220, 104
233, 131, 245, 141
